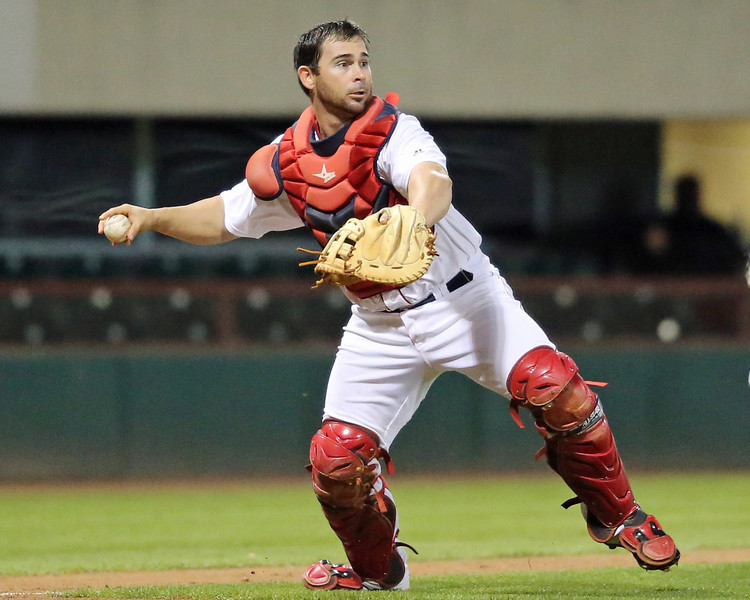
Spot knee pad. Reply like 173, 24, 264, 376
507, 346, 599, 432
309, 421, 382, 508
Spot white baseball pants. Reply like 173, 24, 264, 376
323, 265, 554, 450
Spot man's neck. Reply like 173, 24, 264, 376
310, 96, 375, 138
313, 112, 350, 139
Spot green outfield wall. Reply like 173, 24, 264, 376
1, 344, 748, 480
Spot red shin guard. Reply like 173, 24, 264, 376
320, 494, 406, 585
508, 347, 637, 528
541, 411, 636, 528
308, 421, 405, 586
508, 347, 679, 569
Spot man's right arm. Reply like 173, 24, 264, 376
98, 195, 237, 246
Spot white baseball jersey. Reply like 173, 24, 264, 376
221, 110, 553, 448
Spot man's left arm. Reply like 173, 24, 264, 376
406, 161, 452, 227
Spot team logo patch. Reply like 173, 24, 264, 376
313, 165, 336, 183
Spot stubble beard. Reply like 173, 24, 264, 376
315, 81, 372, 123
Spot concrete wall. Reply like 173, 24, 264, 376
2, 0, 750, 117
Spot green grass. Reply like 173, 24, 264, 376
3, 472, 749, 598
0, 478, 332, 575
67, 563, 750, 600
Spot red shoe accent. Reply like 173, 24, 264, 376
302, 560, 363, 590
616, 512, 680, 571
588, 509, 680, 571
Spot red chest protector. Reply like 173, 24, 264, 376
246, 93, 407, 298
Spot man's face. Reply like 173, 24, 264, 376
309, 36, 373, 120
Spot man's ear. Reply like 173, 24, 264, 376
297, 66, 315, 94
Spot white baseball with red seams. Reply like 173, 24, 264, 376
103, 214, 131, 243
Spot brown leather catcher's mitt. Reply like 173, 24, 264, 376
299, 205, 437, 287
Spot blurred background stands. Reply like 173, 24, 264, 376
0, 275, 746, 348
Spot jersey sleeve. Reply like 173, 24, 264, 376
377, 114, 448, 198
221, 179, 303, 239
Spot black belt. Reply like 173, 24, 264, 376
386, 270, 474, 313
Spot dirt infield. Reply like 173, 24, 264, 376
2, 548, 749, 599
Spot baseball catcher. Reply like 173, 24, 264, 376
99, 18, 680, 592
